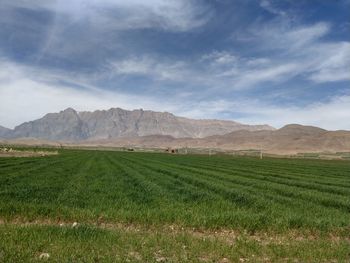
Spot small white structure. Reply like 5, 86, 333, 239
39, 253, 50, 260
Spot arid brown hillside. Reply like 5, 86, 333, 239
80, 124, 350, 154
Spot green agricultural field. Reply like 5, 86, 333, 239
0, 149, 349, 262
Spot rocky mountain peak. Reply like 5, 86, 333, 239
277, 124, 326, 135
62, 107, 77, 114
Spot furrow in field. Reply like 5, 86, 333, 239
0, 158, 45, 169
55, 152, 105, 208
163, 158, 350, 197
172, 160, 350, 213
124, 157, 348, 227
0, 152, 91, 220
118, 154, 306, 211
166, 155, 350, 183
103, 153, 168, 204
0, 154, 82, 187
115, 154, 227, 203
136, 155, 350, 197
0, 155, 72, 173
166, 157, 350, 189
209, 156, 350, 180
127, 155, 350, 213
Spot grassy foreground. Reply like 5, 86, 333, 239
0, 149, 349, 262
1, 224, 349, 263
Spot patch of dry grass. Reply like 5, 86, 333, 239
0, 147, 58, 157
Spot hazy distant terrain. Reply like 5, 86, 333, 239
75, 124, 350, 154
1, 108, 350, 154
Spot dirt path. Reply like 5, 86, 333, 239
1, 218, 348, 245
0, 150, 58, 157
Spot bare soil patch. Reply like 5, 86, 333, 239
0, 147, 58, 157
0, 218, 348, 245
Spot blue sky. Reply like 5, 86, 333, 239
0, 0, 349, 129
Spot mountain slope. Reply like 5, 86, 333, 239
90, 124, 350, 154
207, 124, 349, 153
2, 107, 274, 141
202, 124, 350, 153
11, 108, 88, 141
0, 125, 11, 138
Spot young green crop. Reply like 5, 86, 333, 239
0, 149, 349, 231
0, 149, 349, 261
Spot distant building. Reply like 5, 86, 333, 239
165, 147, 178, 154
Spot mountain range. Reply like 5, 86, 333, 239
0, 108, 274, 141
1, 107, 350, 154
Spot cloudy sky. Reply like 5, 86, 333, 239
0, 0, 349, 129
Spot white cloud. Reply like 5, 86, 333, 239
256, 22, 331, 50
110, 56, 189, 81
3, 1, 347, 90
207, 22, 350, 88
175, 95, 350, 130
309, 70, 350, 83
260, 0, 286, 16
0, 3, 349, 131
2, 0, 210, 32
285, 23, 330, 49
308, 42, 350, 83
107, 27, 350, 89
0, 59, 177, 128
0, 78, 152, 129
250, 22, 350, 84
201, 51, 238, 65
0, 0, 212, 74
234, 95, 350, 130
228, 63, 300, 88
1, 58, 350, 130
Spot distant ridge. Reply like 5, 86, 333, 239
0, 107, 274, 141
84, 124, 350, 154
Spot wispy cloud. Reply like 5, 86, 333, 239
0, 0, 212, 67
174, 94, 350, 131
203, 22, 350, 88
2, 0, 211, 32
260, 0, 287, 17
256, 22, 330, 51
105, 22, 350, 89
1, 58, 350, 130
308, 42, 350, 83
110, 56, 190, 82
0, 59, 177, 128
233, 95, 350, 130
0, 0, 349, 130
